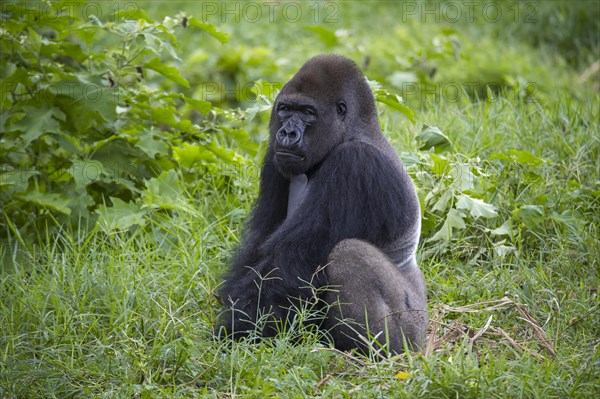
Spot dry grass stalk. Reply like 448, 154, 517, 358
426, 296, 557, 359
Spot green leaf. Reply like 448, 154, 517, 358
20, 191, 71, 215
513, 205, 545, 228
92, 139, 141, 183
485, 85, 496, 102
112, 6, 151, 22
251, 80, 280, 102
173, 142, 218, 167
41, 77, 116, 131
429, 209, 466, 242
187, 17, 230, 44
493, 242, 516, 258
144, 57, 189, 87
97, 198, 147, 230
137, 129, 170, 158
507, 149, 545, 167
431, 189, 453, 213
141, 28, 180, 61
183, 96, 212, 115
449, 163, 475, 191
417, 124, 454, 153
245, 94, 274, 121
143, 170, 181, 201
149, 104, 179, 126
374, 89, 415, 123
456, 194, 498, 219
551, 210, 585, 236
68, 189, 95, 218
488, 221, 513, 237
429, 153, 449, 176
27, 27, 42, 55
303, 26, 338, 47
221, 127, 260, 156
0, 170, 39, 194
206, 141, 244, 165
490, 149, 545, 167
12, 106, 65, 146
71, 160, 105, 189
142, 170, 193, 212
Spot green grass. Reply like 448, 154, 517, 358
1, 1, 599, 398
2, 92, 598, 397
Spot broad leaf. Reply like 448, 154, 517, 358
374, 89, 415, 123
456, 194, 498, 219
507, 149, 545, 166
144, 57, 189, 87
303, 26, 338, 47
187, 17, 230, 44
70, 160, 105, 189
450, 163, 475, 191
417, 124, 453, 153
490, 149, 546, 167
206, 142, 244, 165
251, 80, 280, 102
429, 209, 466, 242
142, 170, 193, 212
184, 96, 212, 115
431, 189, 453, 213
513, 205, 545, 228
20, 191, 71, 215
12, 106, 65, 146
137, 129, 170, 158
97, 198, 147, 230
173, 142, 218, 167
488, 221, 513, 237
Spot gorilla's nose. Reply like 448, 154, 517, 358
276, 127, 301, 147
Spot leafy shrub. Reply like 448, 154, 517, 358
0, 1, 255, 239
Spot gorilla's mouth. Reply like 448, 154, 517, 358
275, 151, 305, 161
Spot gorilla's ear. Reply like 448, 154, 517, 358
336, 101, 347, 120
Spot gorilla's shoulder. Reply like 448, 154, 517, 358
325, 139, 399, 166
312, 140, 405, 185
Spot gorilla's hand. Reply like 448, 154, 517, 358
218, 256, 301, 338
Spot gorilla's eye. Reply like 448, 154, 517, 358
336, 101, 347, 116
303, 108, 315, 116
278, 104, 289, 112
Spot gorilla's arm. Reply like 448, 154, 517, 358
308, 141, 419, 248
226, 149, 289, 273
219, 141, 420, 335
218, 149, 289, 333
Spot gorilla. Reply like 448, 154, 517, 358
218, 55, 427, 354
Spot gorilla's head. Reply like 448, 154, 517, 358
269, 55, 379, 177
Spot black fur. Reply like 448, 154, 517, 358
217, 55, 426, 351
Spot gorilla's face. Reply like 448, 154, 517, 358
269, 55, 378, 178
271, 94, 347, 177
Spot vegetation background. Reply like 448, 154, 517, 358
0, 0, 598, 397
